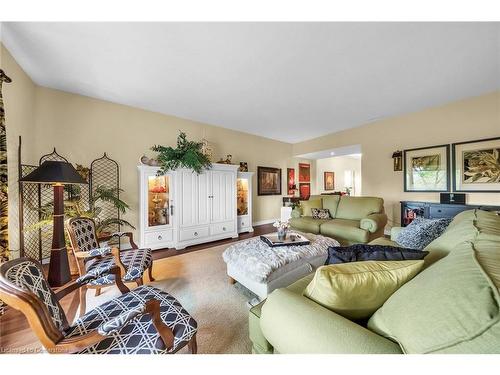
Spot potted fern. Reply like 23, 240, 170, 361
152, 131, 212, 174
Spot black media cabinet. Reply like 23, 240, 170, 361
400, 201, 500, 227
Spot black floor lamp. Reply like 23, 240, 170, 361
20, 161, 87, 287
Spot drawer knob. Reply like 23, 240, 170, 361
158, 235, 162, 240
223, 227, 226, 231
194, 232, 198, 236
241, 222, 245, 226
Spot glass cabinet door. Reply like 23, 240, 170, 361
237, 178, 249, 216
147, 175, 170, 227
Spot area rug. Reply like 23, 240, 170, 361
83, 242, 255, 354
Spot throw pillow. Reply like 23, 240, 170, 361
311, 208, 331, 219
300, 199, 322, 217
396, 217, 452, 250
303, 260, 424, 320
325, 244, 428, 265
368, 240, 500, 353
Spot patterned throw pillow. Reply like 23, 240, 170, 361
311, 208, 331, 219
396, 217, 452, 250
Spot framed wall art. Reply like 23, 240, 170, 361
257, 166, 282, 195
452, 137, 500, 193
287, 168, 296, 195
403, 144, 450, 192
299, 183, 310, 199
324, 171, 335, 190
298, 163, 310, 182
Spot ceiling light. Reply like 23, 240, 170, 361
330, 152, 335, 156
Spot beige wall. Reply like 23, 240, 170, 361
294, 91, 500, 228
1, 44, 37, 258
2, 42, 499, 256
314, 156, 361, 196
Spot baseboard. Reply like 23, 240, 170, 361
253, 218, 278, 227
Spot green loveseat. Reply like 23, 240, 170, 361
250, 209, 500, 354
289, 195, 387, 245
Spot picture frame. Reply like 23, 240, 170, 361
403, 144, 450, 192
257, 166, 282, 196
452, 137, 500, 193
298, 163, 310, 182
287, 168, 296, 195
299, 183, 310, 199
324, 171, 335, 190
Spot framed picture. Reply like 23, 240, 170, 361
257, 166, 282, 195
324, 171, 335, 190
299, 183, 310, 199
452, 137, 500, 192
287, 168, 296, 195
404, 144, 450, 192
298, 163, 310, 182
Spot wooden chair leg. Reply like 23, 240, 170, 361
95, 287, 101, 297
136, 278, 143, 287
188, 334, 197, 354
79, 286, 87, 317
148, 264, 155, 282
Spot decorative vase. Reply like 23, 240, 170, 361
277, 228, 287, 241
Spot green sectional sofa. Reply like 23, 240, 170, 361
250, 209, 500, 354
289, 195, 387, 245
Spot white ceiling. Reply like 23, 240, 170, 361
297, 144, 362, 159
1, 22, 499, 143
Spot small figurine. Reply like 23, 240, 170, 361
239, 162, 248, 172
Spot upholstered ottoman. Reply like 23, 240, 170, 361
223, 233, 339, 300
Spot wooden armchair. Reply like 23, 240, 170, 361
0, 257, 197, 354
66, 217, 154, 316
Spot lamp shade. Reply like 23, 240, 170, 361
20, 161, 87, 185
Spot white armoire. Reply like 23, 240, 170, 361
138, 164, 239, 250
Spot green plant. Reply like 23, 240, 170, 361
152, 131, 212, 174
28, 185, 135, 239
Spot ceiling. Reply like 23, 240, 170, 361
297, 144, 362, 159
1, 22, 499, 143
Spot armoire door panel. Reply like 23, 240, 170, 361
180, 170, 211, 227
197, 172, 210, 225
211, 170, 235, 223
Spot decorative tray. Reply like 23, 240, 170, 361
260, 233, 310, 247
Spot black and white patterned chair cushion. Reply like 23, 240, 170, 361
69, 218, 100, 252
4, 260, 65, 330
76, 248, 153, 286
64, 285, 197, 354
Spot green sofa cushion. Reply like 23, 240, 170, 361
289, 217, 330, 234
260, 288, 403, 354
336, 196, 384, 221
300, 198, 322, 217
321, 195, 341, 218
320, 218, 369, 244
368, 211, 500, 353
304, 260, 424, 320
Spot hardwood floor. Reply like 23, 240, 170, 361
0, 223, 274, 353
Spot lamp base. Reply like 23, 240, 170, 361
47, 248, 71, 287
47, 184, 71, 287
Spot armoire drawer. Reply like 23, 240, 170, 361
210, 221, 235, 236
144, 230, 173, 247
179, 226, 209, 242
237, 216, 250, 229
